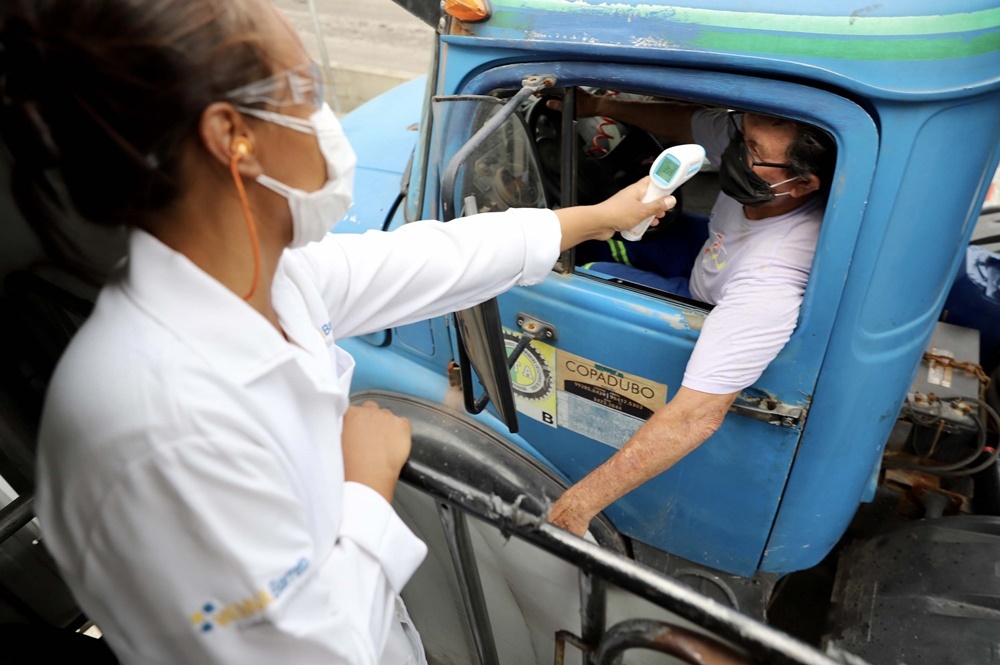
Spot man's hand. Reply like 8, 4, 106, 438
545, 88, 604, 118
548, 387, 738, 534
545, 88, 698, 145
548, 490, 595, 537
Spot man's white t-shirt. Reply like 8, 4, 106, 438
681, 110, 824, 394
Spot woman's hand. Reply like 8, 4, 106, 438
342, 401, 412, 503
555, 177, 676, 251
594, 177, 677, 237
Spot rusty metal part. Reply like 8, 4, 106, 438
554, 630, 594, 665
516, 313, 557, 342
447, 360, 462, 388
594, 619, 754, 665
523, 74, 557, 90
729, 394, 806, 429
883, 467, 971, 517
579, 572, 606, 665
923, 352, 991, 394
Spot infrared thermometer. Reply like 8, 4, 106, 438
621, 144, 706, 241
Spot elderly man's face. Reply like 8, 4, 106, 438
740, 113, 798, 188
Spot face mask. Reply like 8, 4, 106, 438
718, 137, 798, 207
238, 103, 356, 247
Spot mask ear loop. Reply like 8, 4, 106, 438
230, 137, 261, 301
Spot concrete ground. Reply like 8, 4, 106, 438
273, 0, 435, 113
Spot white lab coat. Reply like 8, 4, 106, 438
35, 208, 560, 664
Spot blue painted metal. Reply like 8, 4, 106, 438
760, 97, 1000, 572
345, 1, 1000, 577
336, 76, 424, 234
340, 76, 426, 176
339, 81, 425, 348
459, 1, 1000, 101
395, 321, 436, 356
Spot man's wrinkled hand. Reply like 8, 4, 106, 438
548, 493, 593, 537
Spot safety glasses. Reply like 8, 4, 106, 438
225, 61, 326, 109
728, 112, 792, 170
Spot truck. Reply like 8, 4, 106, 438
334, 1, 1000, 663
0, 1, 998, 664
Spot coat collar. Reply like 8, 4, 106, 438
121, 229, 299, 385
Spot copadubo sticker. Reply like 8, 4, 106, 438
503, 334, 669, 443
555, 350, 668, 449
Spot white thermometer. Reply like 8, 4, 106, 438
621, 144, 706, 241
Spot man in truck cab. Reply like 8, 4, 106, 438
547, 91, 837, 536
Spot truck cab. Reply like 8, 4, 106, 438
0, 1, 997, 663
336, 0, 1000, 660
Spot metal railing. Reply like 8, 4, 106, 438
384, 390, 863, 665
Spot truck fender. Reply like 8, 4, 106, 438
349, 390, 629, 555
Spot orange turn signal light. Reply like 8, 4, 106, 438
445, 0, 492, 23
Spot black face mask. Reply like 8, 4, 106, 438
718, 136, 798, 207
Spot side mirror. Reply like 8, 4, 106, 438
437, 76, 555, 432
453, 297, 520, 431
390, 0, 441, 26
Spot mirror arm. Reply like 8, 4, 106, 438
504, 334, 536, 370
440, 75, 556, 222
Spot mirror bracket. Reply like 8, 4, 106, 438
514, 313, 557, 345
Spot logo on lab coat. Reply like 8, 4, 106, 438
190, 557, 310, 633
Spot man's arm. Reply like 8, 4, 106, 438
547, 89, 698, 145
549, 386, 738, 536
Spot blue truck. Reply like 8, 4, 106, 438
331, 1, 1000, 663
0, 1, 998, 664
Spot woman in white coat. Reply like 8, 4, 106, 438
0, 0, 673, 662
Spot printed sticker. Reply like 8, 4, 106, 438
504, 328, 557, 427
927, 347, 953, 388
556, 350, 668, 449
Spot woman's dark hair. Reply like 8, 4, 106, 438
0, 0, 275, 277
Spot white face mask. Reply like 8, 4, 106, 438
237, 103, 356, 248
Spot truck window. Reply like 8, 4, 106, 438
522, 88, 835, 310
